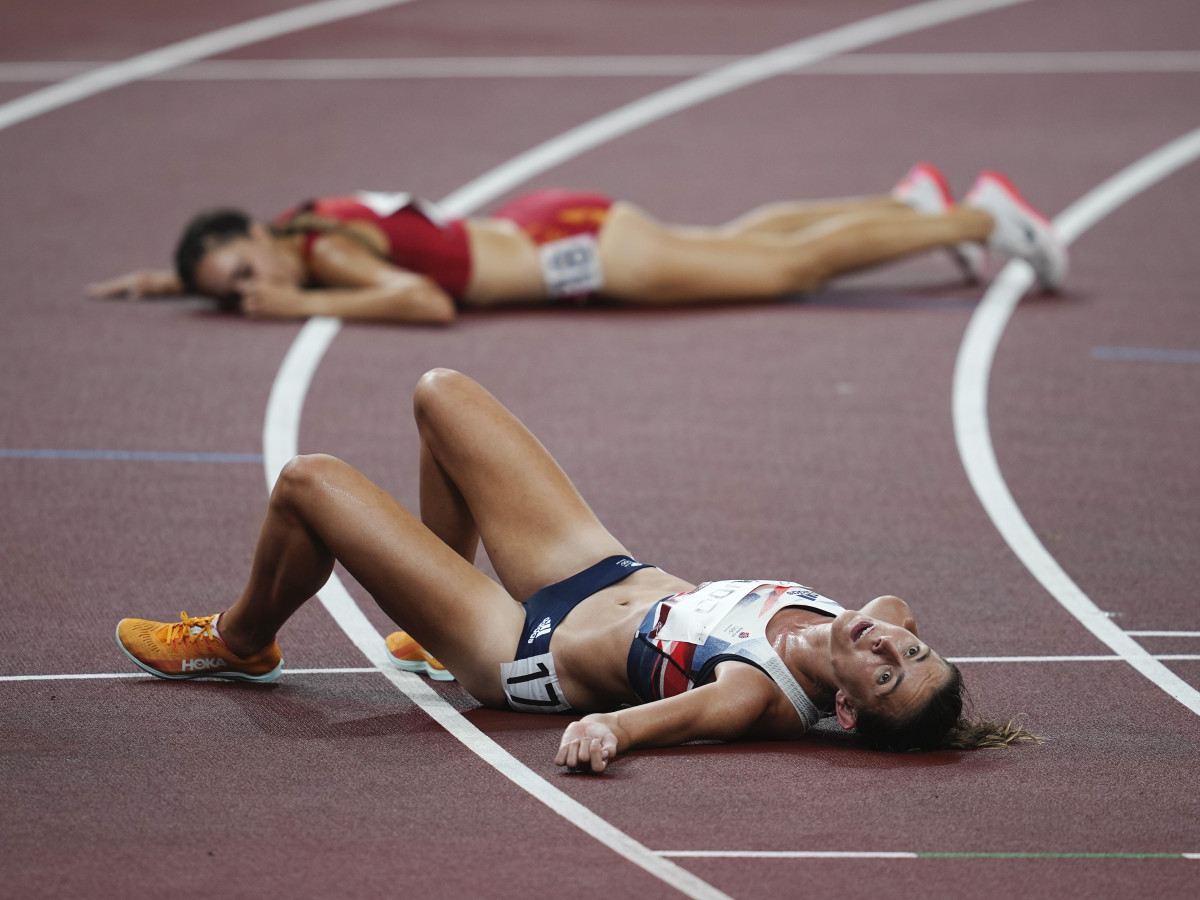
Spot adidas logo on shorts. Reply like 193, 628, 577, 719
527, 616, 553, 644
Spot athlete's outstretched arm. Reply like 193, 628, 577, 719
88, 269, 183, 300
555, 663, 780, 773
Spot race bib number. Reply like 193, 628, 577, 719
538, 234, 605, 297
500, 652, 572, 713
654, 581, 756, 645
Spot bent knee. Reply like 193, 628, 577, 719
413, 367, 475, 424
275, 453, 347, 500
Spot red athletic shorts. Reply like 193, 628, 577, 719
491, 189, 614, 245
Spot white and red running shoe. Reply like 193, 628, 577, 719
964, 170, 1068, 292
892, 162, 985, 283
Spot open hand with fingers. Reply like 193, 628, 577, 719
87, 269, 182, 300
556, 715, 622, 774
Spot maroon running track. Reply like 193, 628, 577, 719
2, 1, 1198, 898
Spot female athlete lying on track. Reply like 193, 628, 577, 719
116, 368, 1036, 769
90, 164, 1066, 324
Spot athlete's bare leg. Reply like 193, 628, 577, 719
599, 201, 992, 304
414, 368, 629, 602
216, 450, 527, 706
713, 196, 907, 237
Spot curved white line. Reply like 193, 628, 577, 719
261, 1, 1038, 896
263, 0, 1038, 894
0, 0, 416, 132
953, 125, 1200, 716
436, 0, 1032, 216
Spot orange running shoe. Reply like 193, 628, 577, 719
115, 612, 283, 682
385, 630, 454, 681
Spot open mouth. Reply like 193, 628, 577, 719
851, 620, 874, 643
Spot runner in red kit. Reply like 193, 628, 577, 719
90, 165, 1066, 324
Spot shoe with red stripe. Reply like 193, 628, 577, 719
115, 611, 283, 682
892, 162, 985, 283
386, 630, 454, 681
964, 170, 1068, 291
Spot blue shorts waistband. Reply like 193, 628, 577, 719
514, 555, 653, 661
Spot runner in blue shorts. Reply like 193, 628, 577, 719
115, 369, 1037, 771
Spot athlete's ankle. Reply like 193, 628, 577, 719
213, 611, 273, 659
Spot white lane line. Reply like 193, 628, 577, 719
263, 316, 343, 487
0, 668, 380, 682
5, 50, 1200, 83
806, 49, 1200, 74
0, 0, 416, 132
438, 0, 1033, 217
1, 672, 150, 682
655, 850, 1200, 860
658, 851, 919, 859
952, 125, 1200, 718
8, 653, 1199, 683
261, 2, 1034, 897
949, 655, 1200, 663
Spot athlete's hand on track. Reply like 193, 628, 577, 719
240, 281, 308, 319
87, 269, 180, 300
556, 718, 619, 774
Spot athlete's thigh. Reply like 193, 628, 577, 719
599, 203, 797, 302
283, 454, 523, 704
413, 369, 628, 600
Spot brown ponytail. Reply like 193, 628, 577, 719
854, 660, 1042, 752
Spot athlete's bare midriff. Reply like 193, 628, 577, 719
460, 219, 544, 305
549, 567, 695, 711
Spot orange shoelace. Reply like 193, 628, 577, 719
164, 611, 217, 648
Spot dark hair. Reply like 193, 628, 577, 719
854, 660, 1040, 752
174, 208, 253, 302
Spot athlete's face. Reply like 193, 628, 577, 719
828, 607, 952, 728
194, 225, 300, 303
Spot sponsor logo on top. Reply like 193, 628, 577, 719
785, 587, 821, 602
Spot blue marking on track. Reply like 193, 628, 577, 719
0, 449, 264, 463
1091, 346, 1200, 364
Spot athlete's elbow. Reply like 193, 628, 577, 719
423, 293, 457, 325
406, 282, 457, 325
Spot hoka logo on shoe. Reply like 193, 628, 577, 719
181, 657, 227, 672
527, 617, 552, 644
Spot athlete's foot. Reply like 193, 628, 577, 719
964, 171, 1068, 291
892, 162, 986, 283
115, 611, 283, 682
386, 630, 455, 681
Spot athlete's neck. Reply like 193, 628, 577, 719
767, 609, 837, 710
